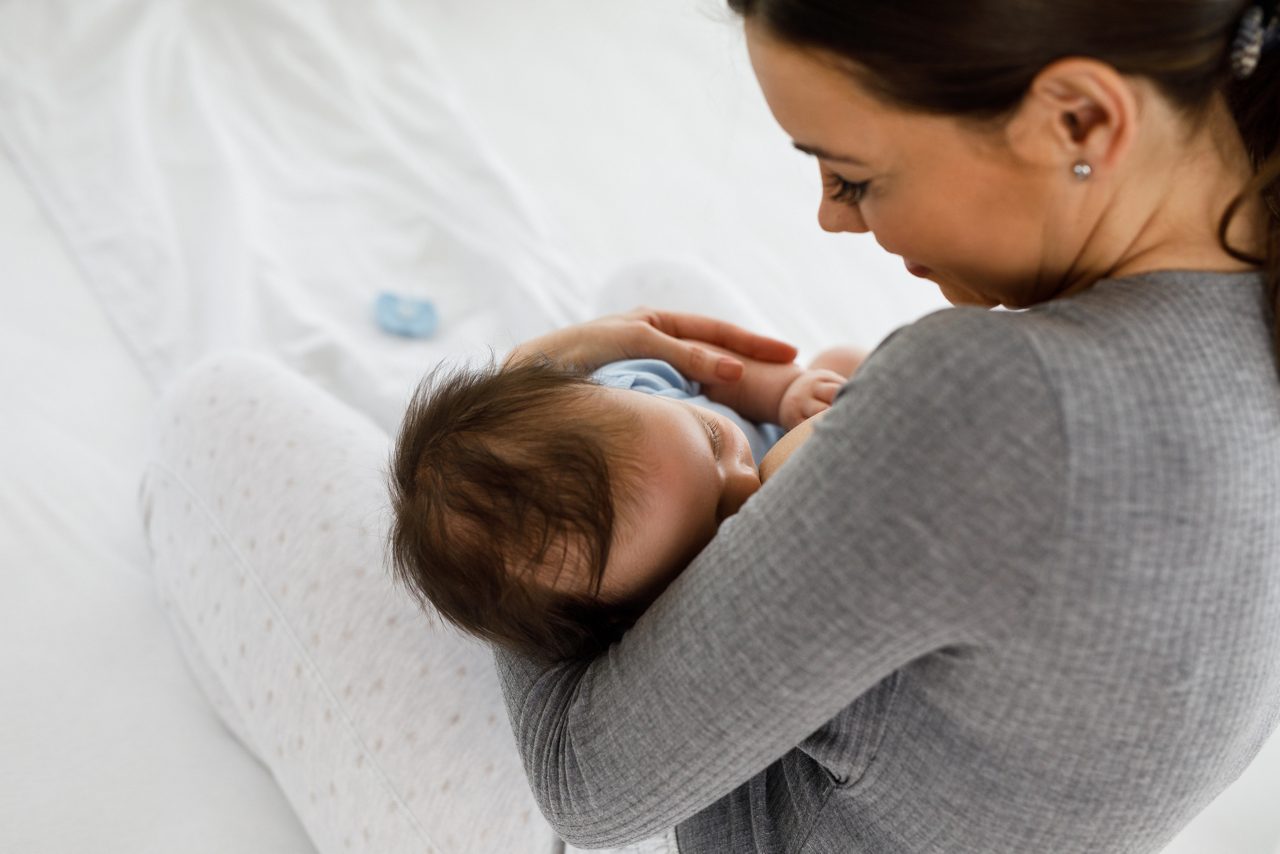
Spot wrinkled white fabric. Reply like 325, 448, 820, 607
0, 0, 589, 433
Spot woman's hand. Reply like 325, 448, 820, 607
503, 307, 798, 385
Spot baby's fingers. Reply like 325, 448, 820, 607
814, 380, 843, 404
800, 397, 833, 419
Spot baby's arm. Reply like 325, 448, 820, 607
686, 340, 804, 425
694, 342, 867, 430
761, 346, 869, 475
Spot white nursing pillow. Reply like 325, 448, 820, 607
139, 351, 559, 854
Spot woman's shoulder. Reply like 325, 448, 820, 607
827, 303, 1064, 460
850, 305, 1049, 399
824, 303, 1068, 519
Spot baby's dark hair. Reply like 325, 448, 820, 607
386, 355, 649, 663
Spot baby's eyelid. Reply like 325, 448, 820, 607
699, 413, 722, 460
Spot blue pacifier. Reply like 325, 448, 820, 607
374, 292, 439, 339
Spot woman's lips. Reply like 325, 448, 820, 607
904, 258, 932, 278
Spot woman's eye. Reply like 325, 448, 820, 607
823, 172, 870, 206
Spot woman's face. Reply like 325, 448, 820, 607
743, 18, 1085, 309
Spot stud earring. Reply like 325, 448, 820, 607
1072, 161, 1093, 181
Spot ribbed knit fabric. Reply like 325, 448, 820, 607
492, 268, 1280, 854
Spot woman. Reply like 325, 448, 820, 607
490, 2, 1280, 852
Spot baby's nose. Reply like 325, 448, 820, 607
719, 467, 762, 521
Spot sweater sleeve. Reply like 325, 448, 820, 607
490, 307, 1068, 846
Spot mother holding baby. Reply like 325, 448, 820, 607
490, 1, 1280, 851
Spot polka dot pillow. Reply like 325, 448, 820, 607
138, 352, 560, 854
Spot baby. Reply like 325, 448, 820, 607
386, 334, 863, 662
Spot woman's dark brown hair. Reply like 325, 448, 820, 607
386, 356, 649, 664
729, 0, 1280, 375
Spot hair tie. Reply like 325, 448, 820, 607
1231, 0, 1280, 79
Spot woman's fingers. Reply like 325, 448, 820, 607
635, 308, 798, 364
632, 324, 745, 384
505, 308, 794, 381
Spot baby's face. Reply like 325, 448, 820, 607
591, 386, 761, 606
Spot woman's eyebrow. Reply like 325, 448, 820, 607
792, 141, 868, 166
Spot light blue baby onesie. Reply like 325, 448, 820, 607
591, 359, 786, 466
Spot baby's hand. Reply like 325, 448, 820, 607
778, 368, 847, 430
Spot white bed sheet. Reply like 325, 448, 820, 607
2, 1, 1279, 852
0, 154, 316, 853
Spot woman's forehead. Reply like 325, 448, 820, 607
745, 25, 996, 170
743, 24, 905, 157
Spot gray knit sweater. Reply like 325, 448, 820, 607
492, 268, 1280, 853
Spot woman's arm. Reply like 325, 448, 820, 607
490, 309, 1067, 847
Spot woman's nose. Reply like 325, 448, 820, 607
817, 197, 869, 234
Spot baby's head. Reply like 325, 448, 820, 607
386, 355, 760, 662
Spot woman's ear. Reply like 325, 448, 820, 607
1004, 57, 1138, 179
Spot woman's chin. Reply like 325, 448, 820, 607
937, 278, 999, 309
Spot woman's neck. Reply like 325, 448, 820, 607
1066, 91, 1269, 296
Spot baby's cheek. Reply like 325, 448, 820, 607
672, 520, 722, 578
647, 521, 718, 596
609, 472, 720, 601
